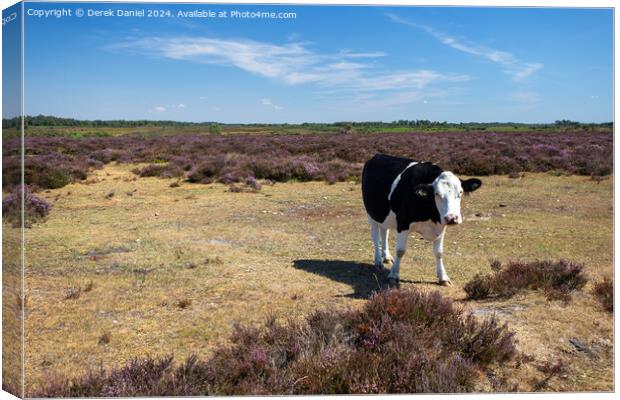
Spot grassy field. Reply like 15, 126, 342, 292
2, 201, 22, 395
15, 163, 613, 393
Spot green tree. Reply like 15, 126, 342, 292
209, 123, 222, 135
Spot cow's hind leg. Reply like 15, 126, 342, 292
388, 230, 409, 288
434, 232, 452, 286
369, 218, 383, 270
380, 227, 393, 265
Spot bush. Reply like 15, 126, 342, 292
592, 277, 613, 313
464, 273, 493, 300
464, 260, 587, 302
209, 124, 222, 135
31, 289, 516, 396
245, 176, 262, 191
2, 185, 52, 224
3, 147, 95, 191
134, 163, 184, 178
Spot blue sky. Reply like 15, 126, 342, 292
22, 3, 613, 123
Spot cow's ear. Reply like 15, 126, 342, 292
461, 178, 482, 193
413, 184, 433, 199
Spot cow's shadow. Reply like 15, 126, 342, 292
293, 259, 420, 299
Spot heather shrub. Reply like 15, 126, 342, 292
186, 163, 215, 184
2, 185, 52, 224
464, 260, 587, 302
134, 163, 184, 178
100, 357, 176, 397
31, 289, 516, 396
89, 148, 116, 163
4, 153, 92, 190
87, 158, 104, 169
463, 273, 493, 300
218, 170, 241, 185
187, 155, 228, 183
245, 176, 262, 191
36, 370, 108, 398
168, 155, 193, 171
3, 130, 612, 191
592, 277, 613, 313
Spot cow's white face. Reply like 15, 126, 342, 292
432, 172, 464, 225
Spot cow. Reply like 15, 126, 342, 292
361, 154, 482, 287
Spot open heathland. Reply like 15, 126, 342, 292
2, 130, 612, 193
4, 161, 612, 394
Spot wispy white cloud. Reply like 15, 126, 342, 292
261, 98, 282, 110
153, 104, 186, 112
338, 49, 386, 58
113, 35, 471, 99
511, 63, 542, 81
355, 70, 469, 92
114, 37, 320, 84
386, 13, 542, 82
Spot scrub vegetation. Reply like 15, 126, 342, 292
463, 260, 588, 302
2, 185, 51, 225
32, 289, 516, 396
592, 278, 613, 313
2, 128, 613, 195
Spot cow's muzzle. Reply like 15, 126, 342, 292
444, 214, 460, 225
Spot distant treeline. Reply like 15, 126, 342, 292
1, 115, 214, 128
332, 119, 613, 129
1, 115, 613, 130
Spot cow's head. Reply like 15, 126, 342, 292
416, 172, 482, 225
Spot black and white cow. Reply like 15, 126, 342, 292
361, 154, 482, 287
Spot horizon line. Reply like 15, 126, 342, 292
2, 115, 613, 126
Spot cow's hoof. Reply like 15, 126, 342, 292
382, 256, 394, 265
388, 277, 400, 289
439, 280, 453, 287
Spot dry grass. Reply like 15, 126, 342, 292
17, 163, 613, 393
30, 288, 517, 396
2, 210, 23, 396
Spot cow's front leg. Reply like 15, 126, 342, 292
370, 219, 383, 270
434, 231, 452, 286
388, 230, 409, 288
380, 227, 393, 265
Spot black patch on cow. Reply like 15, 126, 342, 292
362, 154, 414, 224
390, 169, 443, 231
362, 154, 443, 231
